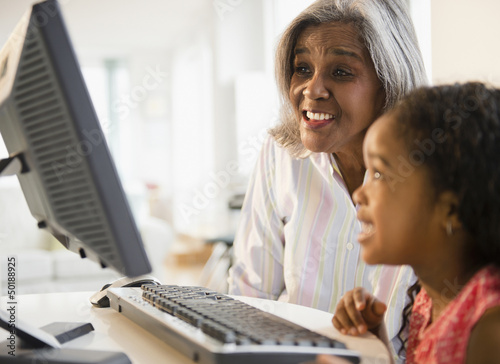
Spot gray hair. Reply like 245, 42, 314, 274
269, 0, 428, 157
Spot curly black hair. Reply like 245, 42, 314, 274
391, 82, 500, 354
394, 82, 500, 265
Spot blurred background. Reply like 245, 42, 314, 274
0, 0, 499, 294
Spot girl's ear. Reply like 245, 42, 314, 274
436, 191, 462, 234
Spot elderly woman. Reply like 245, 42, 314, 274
227, 0, 427, 359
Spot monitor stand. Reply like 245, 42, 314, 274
0, 154, 28, 177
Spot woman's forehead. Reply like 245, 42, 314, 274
296, 22, 364, 47
294, 22, 368, 59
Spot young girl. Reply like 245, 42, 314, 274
318, 82, 500, 364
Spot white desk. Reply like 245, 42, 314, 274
0, 292, 390, 363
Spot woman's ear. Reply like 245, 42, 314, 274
436, 191, 462, 234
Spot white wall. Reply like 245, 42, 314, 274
431, 0, 500, 86
409, 0, 432, 82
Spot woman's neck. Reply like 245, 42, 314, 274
333, 151, 365, 198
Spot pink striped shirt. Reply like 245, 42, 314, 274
228, 135, 415, 358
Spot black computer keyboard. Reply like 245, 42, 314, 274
107, 284, 360, 364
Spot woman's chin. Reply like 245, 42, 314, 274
300, 133, 334, 154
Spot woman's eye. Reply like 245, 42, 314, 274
374, 171, 382, 180
294, 66, 309, 75
333, 69, 351, 77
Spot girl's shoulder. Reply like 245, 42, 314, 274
408, 265, 500, 363
466, 305, 500, 364
463, 265, 500, 363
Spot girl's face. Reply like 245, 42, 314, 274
353, 112, 444, 266
289, 22, 386, 155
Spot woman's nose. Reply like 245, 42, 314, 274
303, 74, 330, 100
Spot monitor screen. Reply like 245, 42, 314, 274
0, 0, 151, 277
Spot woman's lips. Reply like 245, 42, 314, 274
302, 111, 335, 129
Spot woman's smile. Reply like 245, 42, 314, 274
302, 110, 336, 129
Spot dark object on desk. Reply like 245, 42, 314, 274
204, 234, 234, 247
228, 193, 245, 210
90, 275, 161, 308
0, 347, 131, 364
41, 322, 95, 345
0, 309, 130, 363
12, 321, 94, 348
108, 285, 361, 364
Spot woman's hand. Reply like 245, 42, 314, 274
332, 287, 386, 336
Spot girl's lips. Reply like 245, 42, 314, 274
357, 221, 375, 243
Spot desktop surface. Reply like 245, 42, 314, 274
0, 291, 390, 364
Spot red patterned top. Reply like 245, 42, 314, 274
406, 265, 500, 364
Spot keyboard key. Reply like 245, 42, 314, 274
175, 307, 204, 327
201, 321, 236, 343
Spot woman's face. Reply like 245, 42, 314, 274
289, 22, 385, 154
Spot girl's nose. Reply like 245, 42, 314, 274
352, 184, 365, 206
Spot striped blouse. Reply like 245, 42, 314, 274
228, 135, 415, 358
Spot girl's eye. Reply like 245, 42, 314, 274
374, 171, 383, 180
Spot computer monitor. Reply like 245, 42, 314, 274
0, 0, 152, 277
